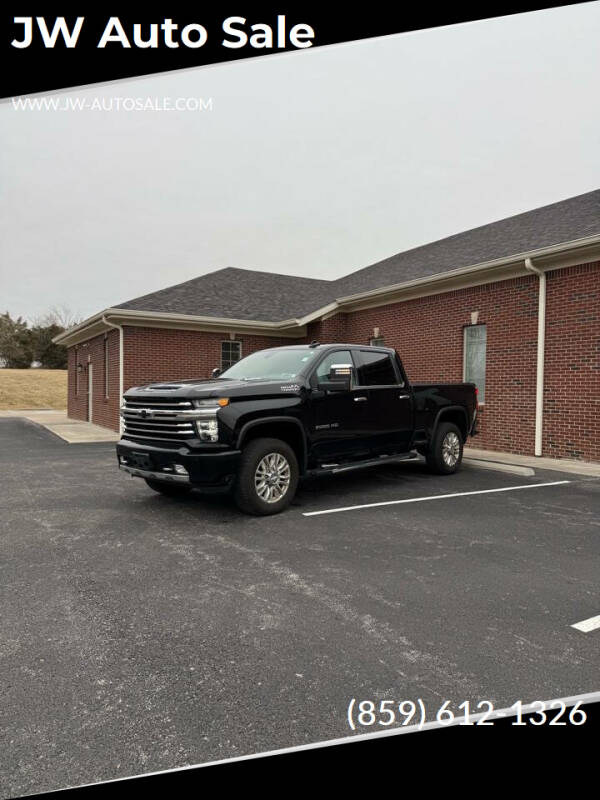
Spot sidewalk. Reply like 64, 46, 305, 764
464, 446, 600, 478
0, 408, 119, 443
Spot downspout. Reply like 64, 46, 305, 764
102, 315, 124, 436
524, 258, 546, 456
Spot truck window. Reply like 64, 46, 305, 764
356, 351, 399, 386
315, 350, 354, 383
220, 347, 318, 380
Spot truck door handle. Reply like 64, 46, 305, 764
398, 394, 410, 400
354, 396, 368, 402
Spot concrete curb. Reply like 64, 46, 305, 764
463, 458, 535, 477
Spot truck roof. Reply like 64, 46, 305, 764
264, 343, 396, 353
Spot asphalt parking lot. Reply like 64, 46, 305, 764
1, 416, 599, 796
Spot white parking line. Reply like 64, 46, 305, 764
302, 480, 571, 517
571, 615, 600, 633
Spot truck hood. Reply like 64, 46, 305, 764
125, 377, 305, 400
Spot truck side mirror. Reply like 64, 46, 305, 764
317, 364, 353, 393
211, 368, 222, 378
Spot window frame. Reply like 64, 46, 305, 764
221, 340, 242, 371
463, 324, 487, 404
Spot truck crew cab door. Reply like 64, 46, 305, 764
308, 349, 371, 464
353, 349, 414, 455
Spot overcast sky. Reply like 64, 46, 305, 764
1, 3, 600, 323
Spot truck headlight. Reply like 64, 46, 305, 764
192, 399, 228, 442
195, 417, 219, 442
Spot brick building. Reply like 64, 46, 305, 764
55, 190, 600, 461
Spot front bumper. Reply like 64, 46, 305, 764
116, 439, 241, 488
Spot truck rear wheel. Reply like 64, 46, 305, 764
426, 422, 463, 474
234, 438, 299, 515
145, 479, 192, 497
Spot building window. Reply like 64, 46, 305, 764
221, 341, 241, 371
75, 348, 79, 396
104, 336, 109, 398
463, 324, 487, 403
369, 336, 385, 346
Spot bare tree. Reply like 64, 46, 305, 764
33, 305, 82, 330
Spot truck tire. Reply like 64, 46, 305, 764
234, 438, 299, 515
426, 422, 463, 474
145, 479, 192, 497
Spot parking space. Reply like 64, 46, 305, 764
1, 416, 599, 796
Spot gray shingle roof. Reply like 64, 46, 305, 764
115, 268, 332, 321
114, 189, 600, 322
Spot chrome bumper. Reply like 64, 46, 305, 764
119, 464, 191, 483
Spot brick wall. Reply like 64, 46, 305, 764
305, 261, 599, 461
543, 263, 599, 460
67, 329, 120, 430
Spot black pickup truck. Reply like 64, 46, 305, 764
117, 343, 478, 515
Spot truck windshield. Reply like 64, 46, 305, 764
220, 349, 319, 381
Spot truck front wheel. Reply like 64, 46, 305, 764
234, 438, 299, 515
426, 422, 463, 474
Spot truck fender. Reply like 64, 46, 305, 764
236, 416, 308, 473
431, 405, 469, 442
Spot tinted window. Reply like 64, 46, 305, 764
356, 351, 398, 386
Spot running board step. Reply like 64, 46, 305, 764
309, 451, 419, 476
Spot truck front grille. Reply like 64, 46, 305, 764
122, 397, 196, 443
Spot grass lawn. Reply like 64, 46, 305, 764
0, 369, 67, 410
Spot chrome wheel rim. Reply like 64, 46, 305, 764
442, 432, 461, 467
254, 452, 291, 504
